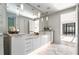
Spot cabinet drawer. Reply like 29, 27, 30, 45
25, 44, 32, 48
25, 46, 32, 50
25, 40, 31, 44
25, 45, 32, 49
25, 48, 32, 53
25, 37, 32, 40
25, 49, 31, 55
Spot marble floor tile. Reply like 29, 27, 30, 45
29, 41, 77, 55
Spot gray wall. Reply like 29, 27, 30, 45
0, 4, 7, 55
48, 13, 61, 44
0, 4, 7, 33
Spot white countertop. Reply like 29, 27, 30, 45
0, 33, 3, 36
8, 31, 52, 39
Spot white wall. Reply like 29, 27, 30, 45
48, 7, 76, 44
61, 10, 77, 43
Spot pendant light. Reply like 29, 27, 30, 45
20, 4, 24, 11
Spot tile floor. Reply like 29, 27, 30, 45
29, 41, 77, 55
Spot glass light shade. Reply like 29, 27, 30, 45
17, 9, 20, 16
46, 16, 48, 21
41, 18, 43, 21
37, 12, 40, 18
20, 4, 24, 10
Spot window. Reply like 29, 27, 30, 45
63, 23, 75, 35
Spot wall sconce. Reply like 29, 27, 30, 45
46, 16, 48, 21
20, 4, 24, 11
41, 18, 43, 21
32, 9, 41, 19
17, 7, 20, 16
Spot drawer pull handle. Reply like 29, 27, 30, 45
25, 38, 32, 40
25, 45, 32, 48
25, 49, 31, 52
26, 42, 31, 44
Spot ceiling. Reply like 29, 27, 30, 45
7, 3, 39, 19
29, 3, 76, 15
7, 3, 76, 19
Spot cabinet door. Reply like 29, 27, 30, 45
11, 36, 25, 55
32, 38, 36, 50
35, 38, 40, 49
37, 37, 41, 48
50, 31, 53, 42
42, 35, 48, 45
41, 36, 45, 45
0, 35, 3, 55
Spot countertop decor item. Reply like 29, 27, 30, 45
34, 32, 39, 35
8, 31, 19, 34
44, 27, 49, 31
8, 27, 19, 34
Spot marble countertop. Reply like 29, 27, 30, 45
0, 33, 3, 36
8, 31, 52, 39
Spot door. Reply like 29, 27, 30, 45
0, 5, 3, 55
0, 35, 3, 55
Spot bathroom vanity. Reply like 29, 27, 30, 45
4, 31, 53, 55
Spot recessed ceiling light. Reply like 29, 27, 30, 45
46, 12, 48, 14
17, 5, 20, 8
47, 7, 50, 9
37, 5, 40, 8
32, 9, 34, 10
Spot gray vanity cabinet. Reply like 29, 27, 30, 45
10, 31, 53, 55
11, 35, 25, 55
37, 37, 41, 48
32, 36, 41, 51
41, 35, 48, 45
11, 35, 33, 55
32, 37, 37, 50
